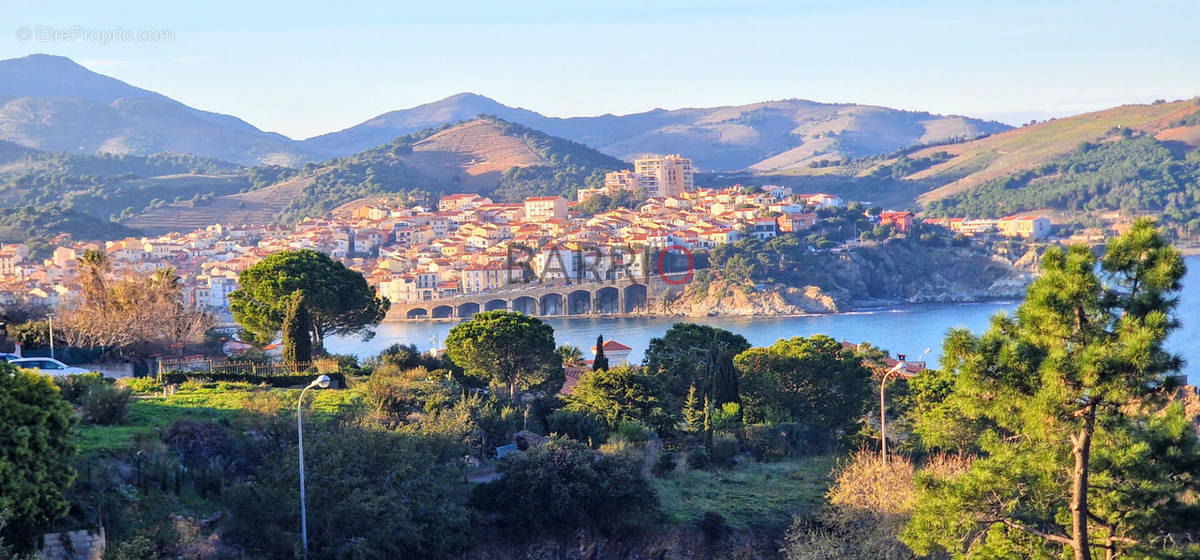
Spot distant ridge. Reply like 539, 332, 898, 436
302, 94, 1011, 171
0, 54, 316, 165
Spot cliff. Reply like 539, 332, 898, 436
665, 239, 1038, 317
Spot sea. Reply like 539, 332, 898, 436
327, 256, 1200, 386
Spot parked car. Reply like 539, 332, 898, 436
8, 358, 93, 376
0, 353, 20, 362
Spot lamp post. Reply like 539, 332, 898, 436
47, 314, 54, 360
297, 374, 331, 560
879, 349, 929, 465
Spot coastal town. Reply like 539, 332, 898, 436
0, 153, 1055, 319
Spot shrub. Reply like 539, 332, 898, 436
225, 424, 472, 559
158, 371, 346, 389
164, 419, 231, 468
471, 436, 660, 539
742, 422, 815, 460
107, 535, 157, 560
686, 447, 710, 469
546, 408, 607, 446
53, 372, 109, 405
361, 367, 416, 424
81, 383, 132, 425
611, 420, 653, 443
743, 424, 784, 461
697, 511, 730, 540
653, 451, 678, 477
710, 433, 739, 466
782, 448, 919, 560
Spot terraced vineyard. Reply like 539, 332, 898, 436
125, 175, 314, 234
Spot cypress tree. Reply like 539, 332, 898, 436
281, 291, 312, 364
683, 383, 703, 430
710, 348, 740, 406
592, 335, 609, 372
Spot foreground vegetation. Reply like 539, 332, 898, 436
1, 220, 1197, 559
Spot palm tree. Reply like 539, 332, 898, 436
557, 344, 584, 368
76, 249, 111, 306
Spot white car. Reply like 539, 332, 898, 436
9, 358, 93, 376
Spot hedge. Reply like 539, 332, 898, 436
156, 371, 346, 389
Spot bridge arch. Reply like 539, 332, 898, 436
622, 284, 647, 313
594, 286, 619, 314
457, 302, 480, 319
484, 299, 508, 312
512, 296, 537, 315
567, 289, 592, 315
406, 307, 429, 319
431, 305, 455, 319
540, 293, 564, 316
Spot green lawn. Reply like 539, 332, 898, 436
653, 455, 836, 529
76, 386, 364, 454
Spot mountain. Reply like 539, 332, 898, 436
302, 93, 548, 156
0, 54, 316, 165
777, 98, 1200, 233
126, 117, 627, 233
302, 94, 1010, 171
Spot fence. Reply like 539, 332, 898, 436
157, 357, 340, 376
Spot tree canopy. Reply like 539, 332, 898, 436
643, 323, 751, 407
443, 311, 563, 400
733, 335, 873, 434
0, 362, 76, 550
229, 249, 389, 353
903, 219, 1200, 560
566, 365, 673, 433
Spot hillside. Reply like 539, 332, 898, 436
0, 54, 317, 165
129, 117, 626, 233
905, 99, 1200, 205
303, 93, 1010, 171
125, 174, 317, 233
0, 147, 252, 241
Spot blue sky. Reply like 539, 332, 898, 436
2, 0, 1198, 139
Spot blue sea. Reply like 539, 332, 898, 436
328, 256, 1200, 386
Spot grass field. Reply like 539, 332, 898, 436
653, 455, 835, 529
76, 385, 364, 454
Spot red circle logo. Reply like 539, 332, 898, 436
657, 245, 694, 286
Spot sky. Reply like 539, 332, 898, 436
2, 0, 1198, 140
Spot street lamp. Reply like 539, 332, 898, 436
879, 349, 929, 465
297, 374, 331, 560
47, 314, 54, 360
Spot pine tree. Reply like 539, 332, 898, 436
904, 219, 1200, 560
592, 335, 609, 372
281, 291, 312, 364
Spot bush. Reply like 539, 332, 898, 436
158, 371, 346, 389
471, 436, 660, 539
546, 408, 607, 446
164, 419, 231, 468
782, 449, 920, 560
107, 535, 157, 560
81, 383, 132, 425
743, 424, 784, 461
361, 367, 417, 424
611, 420, 653, 443
225, 424, 472, 559
686, 447, 710, 469
654, 451, 678, 477
710, 433, 739, 466
53, 372, 109, 405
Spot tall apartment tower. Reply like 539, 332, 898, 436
633, 154, 694, 197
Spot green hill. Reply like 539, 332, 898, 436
130, 116, 627, 231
